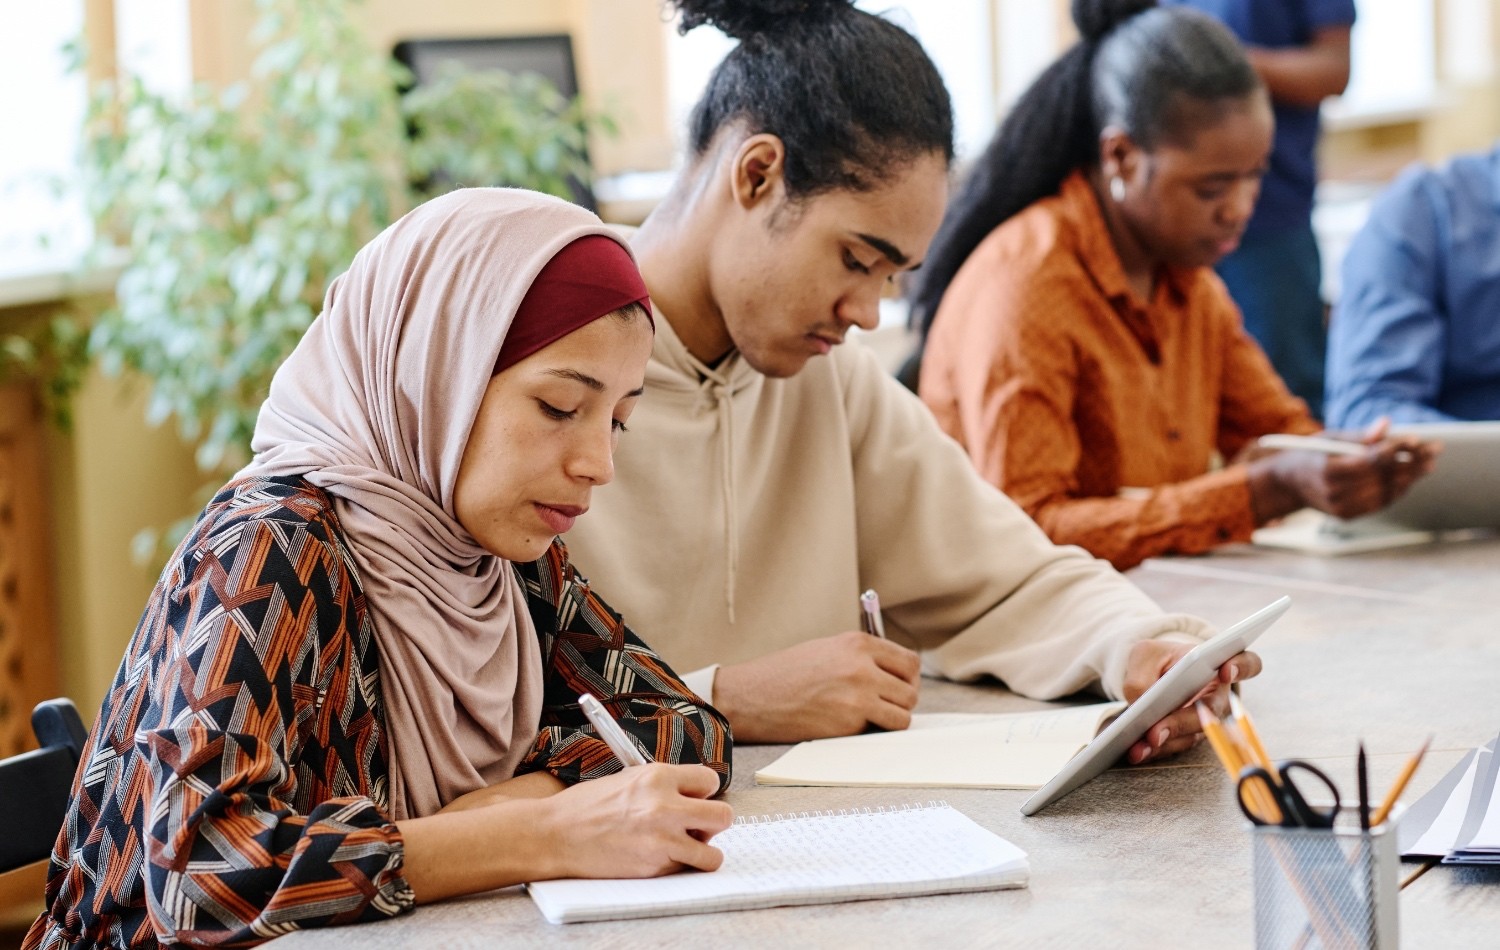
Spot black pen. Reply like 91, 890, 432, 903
1357, 741, 1370, 831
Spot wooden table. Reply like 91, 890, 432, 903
270, 537, 1500, 949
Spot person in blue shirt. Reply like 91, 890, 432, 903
1325, 145, 1500, 426
1167, 0, 1355, 419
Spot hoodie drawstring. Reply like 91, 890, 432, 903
704, 378, 739, 623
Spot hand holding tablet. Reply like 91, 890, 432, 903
1021, 596, 1290, 816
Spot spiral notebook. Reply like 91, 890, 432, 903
525, 801, 1029, 924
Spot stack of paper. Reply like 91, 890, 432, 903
754, 702, 1126, 790
1252, 508, 1438, 556
1399, 734, 1500, 863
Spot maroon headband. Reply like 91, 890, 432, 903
494, 234, 653, 374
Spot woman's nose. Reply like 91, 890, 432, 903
567, 424, 616, 485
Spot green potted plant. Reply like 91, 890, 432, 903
73, 0, 609, 555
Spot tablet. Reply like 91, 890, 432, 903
1351, 422, 1500, 532
1020, 596, 1290, 816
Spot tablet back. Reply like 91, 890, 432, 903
1349, 422, 1500, 532
1020, 597, 1290, 816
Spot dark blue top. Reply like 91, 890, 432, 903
1167, 0, 1357, 235
1325, 147, 1500, 426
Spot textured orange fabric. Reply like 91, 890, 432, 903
920, 172, 1318, 570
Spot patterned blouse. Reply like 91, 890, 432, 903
24, 476, 730, 949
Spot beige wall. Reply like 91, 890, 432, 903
44, 365, 202, 713
188, 0, 673, 175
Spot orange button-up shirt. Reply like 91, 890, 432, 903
920, 171, 1318, 570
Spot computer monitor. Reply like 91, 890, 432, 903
393, 34, 595, 211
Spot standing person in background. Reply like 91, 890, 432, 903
1165, 0, 1355, 419
567, 0, 1264, 763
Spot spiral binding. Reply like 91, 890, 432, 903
733, 800, 949, 825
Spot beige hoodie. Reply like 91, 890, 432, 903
566, 306, 1214, 703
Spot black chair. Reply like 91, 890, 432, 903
0, 700, 86, 874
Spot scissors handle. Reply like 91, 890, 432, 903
1276, 760, 1341, 829
1236, 761, 1342, 828
1236, 766, 1288, 826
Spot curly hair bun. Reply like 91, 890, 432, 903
669, 0, 854, 39
1071, 0, 1158, 43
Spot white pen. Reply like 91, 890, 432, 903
578, 693, 651, 767
1256, 433, 1368, 456
859, 588, 887, 639
1258, 432, 1417, 464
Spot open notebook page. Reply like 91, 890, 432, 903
755, 702, 1126, 789
526, 802, 1028, 924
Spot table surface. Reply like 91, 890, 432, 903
270, 537, 1500, 949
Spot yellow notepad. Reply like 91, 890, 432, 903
526, 802, 1028, 924
754, 702, 1127, 789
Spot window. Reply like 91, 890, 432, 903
114, 0, 192, 99
664, 1, 996, 163
0, 4, 89, 281
1326, 0, 1438, 125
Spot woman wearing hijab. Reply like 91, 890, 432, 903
25, 189, 732, 950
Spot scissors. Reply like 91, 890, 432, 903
1236, 760, 1342, 828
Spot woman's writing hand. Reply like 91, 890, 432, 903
547, 763, 733, 878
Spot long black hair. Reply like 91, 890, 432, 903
905, 0, 1258, 357
669, 0, 955, 197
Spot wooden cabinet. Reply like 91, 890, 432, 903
0, 381, 60, 757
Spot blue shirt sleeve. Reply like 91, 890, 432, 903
1325, 167, 1461, 428
1307, 0, 1357, 29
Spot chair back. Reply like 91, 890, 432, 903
0, 700, 86, 873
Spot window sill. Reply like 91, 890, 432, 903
0, 256, 120, 311
1321, 91, 1441, 133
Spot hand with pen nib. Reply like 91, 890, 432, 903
709, 587, 922, 743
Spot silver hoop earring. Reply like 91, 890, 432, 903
1109, 175, 1126, 203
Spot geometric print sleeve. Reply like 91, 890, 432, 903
516, 539, 733, 794
25, 479, 413, 950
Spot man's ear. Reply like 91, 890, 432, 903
729, 133, 788, 210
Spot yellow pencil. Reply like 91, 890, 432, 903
1197, 702, 1281, 824
1195, 701, 1243, 780
1229, 692, 1280, 780
1222, 714, 1285, 826
1371, 735, 1432, 827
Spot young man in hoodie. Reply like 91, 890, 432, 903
567, 0, 1261, 761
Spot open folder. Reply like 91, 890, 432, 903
754, 703, 1126, 789
1401, 734, 1500, 863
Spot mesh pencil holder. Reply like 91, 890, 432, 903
1250, 807, 1399, 950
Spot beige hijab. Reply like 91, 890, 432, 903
240, 188, 633, 819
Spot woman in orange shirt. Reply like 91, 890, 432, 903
911, 0, 1434, 570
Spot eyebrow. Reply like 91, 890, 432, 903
854, 232, 917, 269
1198, 163, 1270, 184
544, 368, 645, 398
